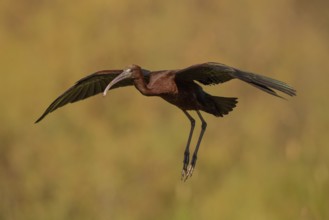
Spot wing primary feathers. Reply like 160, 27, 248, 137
75, 85, 89, 101
94, 82, 102, 94
35, 70, 136, 123
69, 86, 85, 103
232, 70, 296, 97
60, 87, 82, 106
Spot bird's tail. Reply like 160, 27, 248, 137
204, 95, 238, 117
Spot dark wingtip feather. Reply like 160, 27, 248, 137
234, 70, 297, 98
35, 116, 43, 124
35, 110, 49, 123
34, 100, 59, 123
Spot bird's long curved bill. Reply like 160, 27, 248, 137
103, 70, 132, 96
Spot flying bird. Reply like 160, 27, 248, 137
35, 62, 296, 181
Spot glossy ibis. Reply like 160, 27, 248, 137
35, 62, 296, 181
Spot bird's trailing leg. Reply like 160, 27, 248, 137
183, 110, 207, 181
181, 110, 195, 180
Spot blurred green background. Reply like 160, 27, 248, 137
1, 0, 328, 219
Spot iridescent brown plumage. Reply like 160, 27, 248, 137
35, 62, 296, 181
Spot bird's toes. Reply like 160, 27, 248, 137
186, 164, 194, 178
181, 168, 187, 181
181, 160, 189, 181
181, 164, 194, 182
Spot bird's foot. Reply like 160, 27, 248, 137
181, 154, 189, 181
181, 166, 188, 181
181, 164, 194, 182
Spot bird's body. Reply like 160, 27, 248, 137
159, 80, 237, 116
36, 62, 296, 181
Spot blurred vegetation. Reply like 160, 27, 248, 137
1, 0, 328, 219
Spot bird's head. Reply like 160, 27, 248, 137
103, 64, 141, 96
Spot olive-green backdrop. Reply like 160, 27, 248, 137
1, 0, 328, 219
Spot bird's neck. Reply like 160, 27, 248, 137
133, 72, 152, 96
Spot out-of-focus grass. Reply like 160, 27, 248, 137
1, 0, 328, 219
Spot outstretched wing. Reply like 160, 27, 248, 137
175, 62, 296, 98
35, 70, 132, 123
